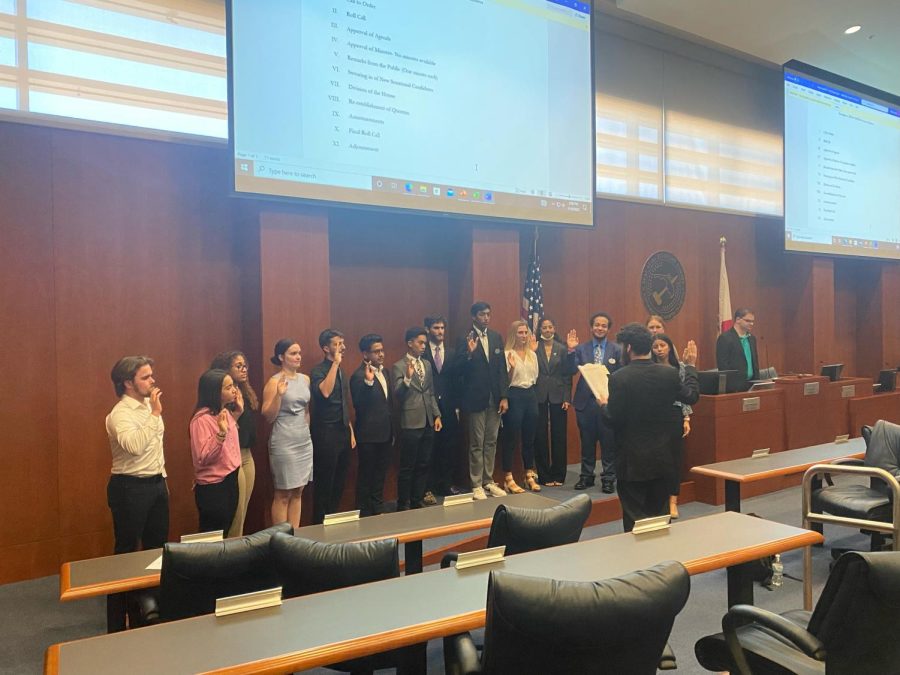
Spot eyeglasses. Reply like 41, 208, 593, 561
233, 363, 248, 370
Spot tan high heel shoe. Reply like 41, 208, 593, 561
525, 469, 542, 492
504, 472, 525, 494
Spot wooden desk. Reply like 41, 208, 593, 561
774, 375, 843, 449
691, 436, 866, 512
60, 493, 555, 632
685, 388, 785, 504
46, 512, 821, 675
849, 391, 900, 433
824, 376, 874, 434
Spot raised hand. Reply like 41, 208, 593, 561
566, 329, 579, 351
528, 332, 538, 351
506, 351, 516, 370
333, 347, 343, 366
364, 361, 375, 382
682, 339, 698, 367
232, 387, 244, 416
149, 386, 163, 416
276, 374, 289, 396
466, 331, 478, 353
217, 408, 229, 435
405, 358, 415, 380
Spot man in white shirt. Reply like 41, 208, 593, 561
105, 356, 168, 554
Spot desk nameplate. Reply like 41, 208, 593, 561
803, 382, 820, 396
742, 396, 761, 412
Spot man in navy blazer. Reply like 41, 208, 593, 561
349, 334, 393, 517
453, 301, 509, 500
566, 311, 622, 493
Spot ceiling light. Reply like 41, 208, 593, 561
844, 25, 861, 34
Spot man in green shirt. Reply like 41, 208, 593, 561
715, 308, 759, 392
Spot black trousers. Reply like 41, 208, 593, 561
618, 477, 670, 532
398, 426, 434, 508
575, 401, 617, 481
107, 474, 169, 554
194, 469, 239, 533
535, 401, 568, 484
501, 386, 538, 472
427, 400, 460, 495
312, 422, 351, 524
356, 439, 391, 516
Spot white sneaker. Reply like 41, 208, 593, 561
484, 482, 507, 497
472, 486, 487, 500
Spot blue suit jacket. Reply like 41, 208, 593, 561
568, 340, 623, 412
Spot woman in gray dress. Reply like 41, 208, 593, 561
261, 338, 313, 528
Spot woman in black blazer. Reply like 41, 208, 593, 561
533, 318, 573, 486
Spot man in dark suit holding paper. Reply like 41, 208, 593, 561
566, 312, 622, 493
602, 323, 699, 532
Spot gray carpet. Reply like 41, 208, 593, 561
1, 474, 875, 674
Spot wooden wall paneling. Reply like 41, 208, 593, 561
783, 256, 835, 374
470, 226, 521, 331
833, 259, 863, 377
856, 262, 900, 377
51, 129, 241, 557
882, 264, 900, 369
0, 122, 59, 582
258, 208, 331, 524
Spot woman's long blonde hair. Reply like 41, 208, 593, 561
505, 319, 533, 351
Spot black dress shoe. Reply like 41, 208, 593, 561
574, 478, 595, 490
601, 479, 615, 494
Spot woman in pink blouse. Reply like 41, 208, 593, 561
189, 369, 243, 533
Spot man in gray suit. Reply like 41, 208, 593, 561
392, 327, 443, 510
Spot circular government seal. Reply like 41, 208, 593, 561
640, 251, 686, 321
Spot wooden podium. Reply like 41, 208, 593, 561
824, 376, 874, 436
774, 375, 844, 449
685, 388, 785, 505
849, 391, 900, 434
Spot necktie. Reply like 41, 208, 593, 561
434, 345, 443, 373
415, 358, 425, 386
593, 344, 602, 364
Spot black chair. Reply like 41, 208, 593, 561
441, 494, 592, 568
269, 533, 408, 674
269, 532, 399, 598
158, 522, 292, 621
807, 421, 900, 554
695, 551, 900, 674
444, 562, 690, 674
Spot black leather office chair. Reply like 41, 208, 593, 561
810, 421, 900, 553
270, 533, 407, 674
158, 522, 292, 621
695, 550, 900, 674
269, 533, 399, 598
444, 562, 690, 674
441, 493, 592, 568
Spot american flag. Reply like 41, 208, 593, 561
522, 243, 544, 334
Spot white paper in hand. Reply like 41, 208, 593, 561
578, 363, 610, 401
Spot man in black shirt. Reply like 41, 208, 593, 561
310, 328, 356, 524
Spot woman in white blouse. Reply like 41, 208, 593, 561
501, 320, 541, 493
